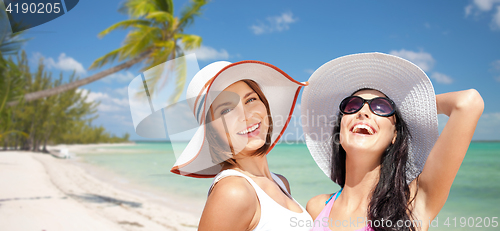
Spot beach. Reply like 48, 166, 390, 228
0, 144, 200, 231
1, 141, 498, 231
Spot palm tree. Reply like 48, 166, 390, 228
0, 3, 28, 55
0, 52, 28, 146
12, 0, 208, 105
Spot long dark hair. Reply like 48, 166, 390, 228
205, 79, 274, 166
330, 90, 419, 231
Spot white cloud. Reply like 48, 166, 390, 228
492, 60, 500, 81
77, 88, 135, 130
77, 88, 129, 112
473, 112, 500, 140
389, 49, 435, 72
473, 0, 500, 11
465, 4, 474, 16
431, 72, 454, 84
493, 6, 500, 29
187, 45, 229, 61
251, 12, 298, 35
251, 25, 265, 35
101, 71, 136, 83
390, 49, 454, 84
438, 112, 500, 140
45, 53, 86, 74
465, 0, 500, 30
492, 60, 500, 70
480, 112, 500, 120
114, 86, 129, 97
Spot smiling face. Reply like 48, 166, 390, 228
207, 81, 270, 158
339, 89, 398, 160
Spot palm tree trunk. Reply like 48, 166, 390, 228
14, 135, 18, 150
8, 51, 151, 106
3, 136, 8, 150
42, 123, 53, 153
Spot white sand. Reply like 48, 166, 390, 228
0, 149, 201, 231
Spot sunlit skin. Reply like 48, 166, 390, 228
199, 80, 305, 231
321, 89, 399, 230
208, 81, 270, 157
306, 88, 484, 231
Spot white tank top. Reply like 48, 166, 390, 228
209, 169, 313, 231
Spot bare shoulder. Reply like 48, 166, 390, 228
306, 193, 333, 220
208, 176, 257, 207
199, 176, 257, 231
274, 173, 291, 194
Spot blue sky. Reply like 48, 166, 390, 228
4, 0, 500, 140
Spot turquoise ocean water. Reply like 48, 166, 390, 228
80, 142, 500, 230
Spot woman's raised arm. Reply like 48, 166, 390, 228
416, 89, 484, 218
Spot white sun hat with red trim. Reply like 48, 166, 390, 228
301, 52, 439, 183
171, 60, 307, 178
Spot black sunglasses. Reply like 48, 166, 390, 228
339, 96, 396, 117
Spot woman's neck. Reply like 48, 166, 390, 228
340, 151, 381, 212
230, 155, 272, 179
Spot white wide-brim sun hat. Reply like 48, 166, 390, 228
171, 60, 307, 178
301, 52, 439, 183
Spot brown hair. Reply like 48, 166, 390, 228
205, 79, 273, 167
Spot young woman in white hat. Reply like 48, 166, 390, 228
170, 60, 313, 230
301, 53, 483, 231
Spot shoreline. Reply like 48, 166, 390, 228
54, 142, 207, 216
71, 154, 206, 216
0, 148, 201, 231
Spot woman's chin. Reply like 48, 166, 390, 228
247, 139, 266, 150
234, 139, 266, 156
342, 142, 388, 158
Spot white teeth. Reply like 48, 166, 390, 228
352, 124, 374, 135
237, 123, 260, 135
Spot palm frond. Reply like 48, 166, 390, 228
179, 0, 208, 30
146, 11, 174, 24
121, 0, 157, 18
0, 37, 29, 55
89, 48, 122, 69
98, 19, 151, 38
146, 47, 173, 69
153, 0, 174, 15
176, 34, 202, 50
0, 130, 29, 139
0, 13, 28, 55
121, 26, 161, 60
154, 40, 175, 50
168, 54, 186, 103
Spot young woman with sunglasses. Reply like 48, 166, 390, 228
171, 61, 312, 230
301, 53, 483, 231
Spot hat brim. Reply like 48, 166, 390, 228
301, 52, 439, 183
171, 61, 306, 178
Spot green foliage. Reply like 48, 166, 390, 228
1, 52, 130, 151
0, 3, 29, 55
0, 50, 28, 141
54, 121, 131, 144
91, 0, 208, 104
